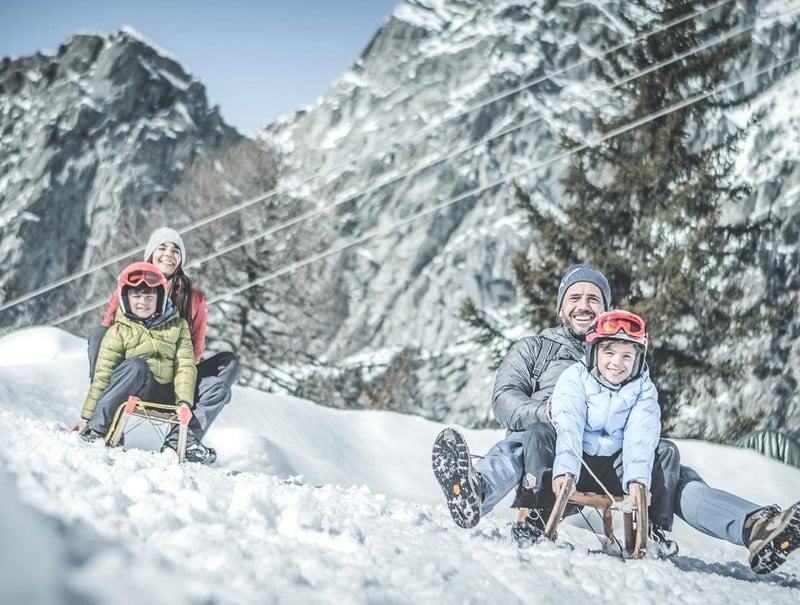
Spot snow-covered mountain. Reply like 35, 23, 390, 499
2, 1, 800, 437
1, 327, 799, 604
257, 0, 800, 435
0, 28, 245, 319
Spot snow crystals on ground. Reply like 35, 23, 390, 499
0, 327, 798, 604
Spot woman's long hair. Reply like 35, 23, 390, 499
170, 268, 196, 332
146, 257, 198, 332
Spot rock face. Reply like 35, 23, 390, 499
0, 29, 241, 321
2, 3, 800, 439
256, 0, 800, 436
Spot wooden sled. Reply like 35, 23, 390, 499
105, 396, 191, 463
525, 474, 649, 558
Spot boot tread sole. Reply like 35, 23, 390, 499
431, 428, 481, 529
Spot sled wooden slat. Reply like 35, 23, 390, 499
568, 492, 614, 508
106, 396, 191, 462
631, 482, 648, 558
544, 473, 576, 540
536, 480, 649, 558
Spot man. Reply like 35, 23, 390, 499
432, 263, 800, 574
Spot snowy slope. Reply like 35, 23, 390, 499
0, 327, 798, 604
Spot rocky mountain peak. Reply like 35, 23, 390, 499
0, 28, 242, 313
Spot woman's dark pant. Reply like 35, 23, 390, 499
193, 351, 240, 437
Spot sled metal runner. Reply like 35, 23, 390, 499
538, 474, 649, 558
106, 396, 191, 462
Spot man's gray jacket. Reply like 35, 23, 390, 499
492, 326, 585, 432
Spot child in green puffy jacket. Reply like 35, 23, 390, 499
70, 262, 215, 464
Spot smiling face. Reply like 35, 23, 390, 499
150, 242, 182, 279
596, 339, 639, 385
558, 282, 605, 337
127, 287, 158, 319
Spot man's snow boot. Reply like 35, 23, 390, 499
512, 509, 547, 546
431, 427, 484, 529
161, 426, 217, 465
744, 501, 800, 574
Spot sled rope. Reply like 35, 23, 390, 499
578, 506, 627, 559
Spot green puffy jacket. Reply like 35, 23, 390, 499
81, 306, 197, 420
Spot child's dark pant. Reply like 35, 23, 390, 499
88, 327, 239, 438
87, 357, 174, 434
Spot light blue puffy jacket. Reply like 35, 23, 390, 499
550, 361, 661, 491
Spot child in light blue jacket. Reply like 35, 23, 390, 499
550, 309, 660, 500
511, 310, 660, 544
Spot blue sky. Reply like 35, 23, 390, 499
0, 0, 400, 134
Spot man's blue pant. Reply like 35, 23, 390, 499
474, 432, 762, 545
675, 465, 761, 546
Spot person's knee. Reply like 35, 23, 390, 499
525, 422, 548, 435
523, 422, 554, 441
202, 351, 240, 385
102, 357, 150, 397
522, 422, 555, 452
220, 351, 240, 383
105, 357, 149, 383
117, 356, 149, 375
197, 377, 231, 407
219, 351, 240, 369
678, 464, 705, 485
656, 438, 681, 471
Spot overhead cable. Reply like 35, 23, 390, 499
0, 0, 740, 313
48, 52, 799, 326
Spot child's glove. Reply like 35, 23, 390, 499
618, 481, 651, 512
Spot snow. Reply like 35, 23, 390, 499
396, 1, 452, 32
118, 26, 185, 70
0, 326, 798, 604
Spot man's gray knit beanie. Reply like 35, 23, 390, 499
143, 227, 187, 268
556, 263, 611, 312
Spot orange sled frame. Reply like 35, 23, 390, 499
105, 396, 191, 463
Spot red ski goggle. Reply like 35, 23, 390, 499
586, 311, 647, 342
123, 269, 163, 288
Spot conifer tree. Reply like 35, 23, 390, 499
465, 0, 760, 431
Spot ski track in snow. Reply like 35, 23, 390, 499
0, 327, 798, 604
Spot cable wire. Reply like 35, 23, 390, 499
188, 4, 792, 271
48, 52, 800, 326
199, 54, 800, 305
0, 0, 741, 313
